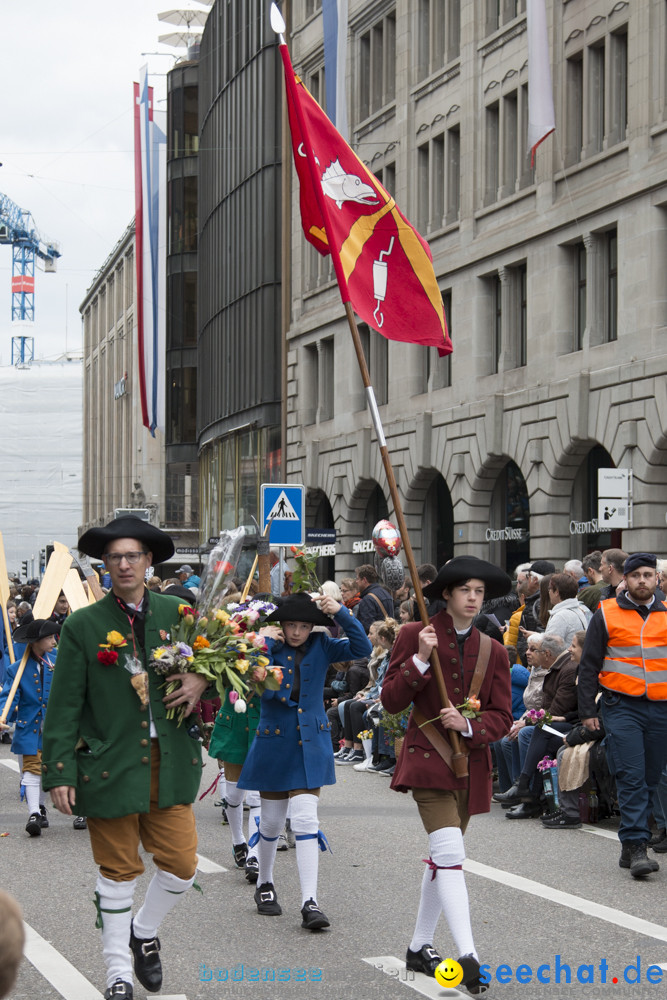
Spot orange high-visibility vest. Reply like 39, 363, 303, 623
599, 598, 667, 700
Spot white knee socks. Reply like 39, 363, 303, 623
95, 875, 136, 988
22, 772, 41, 814
427, 827, 476, 959
290, 793, 321, 905
133, 869, 196, 939
224, 780, 246, 846
409, 863, 442, 951
255, 798, 289, 886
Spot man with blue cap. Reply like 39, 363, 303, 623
578, 552, 667, 878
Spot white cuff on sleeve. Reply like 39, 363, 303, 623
412, 654, 430, 675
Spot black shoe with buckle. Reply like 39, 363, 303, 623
244, 855, 259, 884
459, 953, 489, 995
104, 979, 133, 999
232, 842, 248, 869
129, 919, 162, 993
39, 805, 49, 829
26, 812, 42, 837
254, 881, 282, 916
301, 898, 330, 930
73, 815, 87, 830
405, 944, 442, 977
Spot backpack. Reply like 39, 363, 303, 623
589, 740, 619, 819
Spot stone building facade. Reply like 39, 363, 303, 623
285, 0, 667, 575
80, 222, 165, 535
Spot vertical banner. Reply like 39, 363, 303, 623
133, 67, 167, 435
527, 0, 556, 164
322, 0, 349, 140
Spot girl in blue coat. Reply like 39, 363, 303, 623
239, 591, 371, 930
0, 618, 59, 836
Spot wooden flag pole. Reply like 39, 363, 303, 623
0, 531, 15, 665
62, 568, 91, 613
343, 303, 468, 778
0, 541, 73, 725
71, 552, 105, 602
241, 556, 259, 602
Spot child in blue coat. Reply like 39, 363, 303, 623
239, 591, 371, 930
0, 618, 58, 836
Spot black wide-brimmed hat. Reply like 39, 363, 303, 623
265, 592, 333, 626
77, 516, 174, 564
13, 618, 61, 644
422, 556, 512, 602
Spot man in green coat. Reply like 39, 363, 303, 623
42, 517, 210, 1000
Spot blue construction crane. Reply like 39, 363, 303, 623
0, 192, 61, 322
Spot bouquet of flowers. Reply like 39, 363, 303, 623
147, 528, 282, 725
537, 756, 559, 772
524, 708, 553, 728
381, 706, 412, 742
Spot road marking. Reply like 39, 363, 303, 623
154, 996, 188, 999
1, 758, 19, 772
23, 921, 103, 999
363, 956, 464, 998
579, 824, 619, 841
464, 859, 667, 943
196, 853, 227, 873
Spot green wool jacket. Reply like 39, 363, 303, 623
42, 590, 203, 818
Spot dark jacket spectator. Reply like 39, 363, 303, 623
355, 565, 393, 633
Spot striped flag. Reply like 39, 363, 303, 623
322, 0, 348, 140
133, 67, 167, 435
279, 43, 451, 355
527, 0, 556, 164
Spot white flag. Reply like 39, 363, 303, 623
527, 0, 556, 164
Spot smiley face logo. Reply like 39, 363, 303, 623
434, 959, 464, 989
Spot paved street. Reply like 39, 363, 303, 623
2, 744, 666, 1000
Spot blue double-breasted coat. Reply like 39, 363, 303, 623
238, 606, 372, 792
0, 643, 55, 756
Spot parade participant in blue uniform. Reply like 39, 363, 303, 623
239, 591, 371, 929
0, 618, 59, 836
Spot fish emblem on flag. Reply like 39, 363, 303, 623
280, 47, 451, 356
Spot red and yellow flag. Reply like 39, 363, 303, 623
279, 44, 451, 356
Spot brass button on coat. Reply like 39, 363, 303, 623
101, 771, 109, 779
56, 762, 64, 771
83, 775, 90, 782
140, 738, 148, 747
141, 756, 149, 764
141, 721, 149, 729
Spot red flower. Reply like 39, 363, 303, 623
97, 649, 119, 665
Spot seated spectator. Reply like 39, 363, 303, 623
495, 634, 578, 818
334, 619, 398, 765
492, 640, 534, 793
326, 658, 371, 749
147, 575, 162, 592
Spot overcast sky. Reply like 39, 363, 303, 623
0, 2, 204, 364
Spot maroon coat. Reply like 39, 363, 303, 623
381, 611, 513, 815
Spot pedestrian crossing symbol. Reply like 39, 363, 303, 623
261, 483, 305, 546
267, 490, 299, 520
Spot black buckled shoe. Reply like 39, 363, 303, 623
254, 882, 282, 916
73, 815, 88, 830
39, 805, 49, 829
405, 944, 442, 977
104, 979, 133, 999
232, 842, 248, 869
26, 813, 42, 837
459, 954, 489, 995
301, 898, 330, 930
244, 855, 259, 884
129, 920, 162, 993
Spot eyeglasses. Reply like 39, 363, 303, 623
105, 551, 148, 566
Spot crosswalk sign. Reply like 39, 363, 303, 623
261, 483, 305, 546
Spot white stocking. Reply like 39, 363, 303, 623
95, 874, 136, 988
409, 863, 442, 951
21, 772, 41, 814
254, 797, 289, 886
246, 790, 261, 860
429, 827, 476, 959
224, 781, 245, 846
133, 869, 195, 939
290, 793, 321, 905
